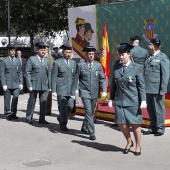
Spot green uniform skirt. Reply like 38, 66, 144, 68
115, 105, 142, 124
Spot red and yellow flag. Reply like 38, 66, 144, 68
100, 22, 110, 86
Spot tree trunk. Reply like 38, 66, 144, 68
27, 31, 34, 54
65, 30, 69, 41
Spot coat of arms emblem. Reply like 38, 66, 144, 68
143, 18, 158, 42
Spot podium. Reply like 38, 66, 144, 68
75, 90, 170, 128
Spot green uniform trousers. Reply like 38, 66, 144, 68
146, 93, 165, 134
4, 88, 20, 116
81, 98, 97, 136
57, 96, 74, 128
26, 90, 48, 121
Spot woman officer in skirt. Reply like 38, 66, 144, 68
108, 43, 147, 156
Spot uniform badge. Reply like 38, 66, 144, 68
96, 71, 98, 76
153, 59, 160, 62
128, 75, 132, 82
138, 69, 143, 73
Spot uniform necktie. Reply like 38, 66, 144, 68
148, 54, 154, 62
11, 57, 14, 64
89, 63, 92, 69
123, 65, 127, 73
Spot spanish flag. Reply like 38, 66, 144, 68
100, 22, 110, 86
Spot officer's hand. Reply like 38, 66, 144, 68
102, 92, 107, 97
70, 96, 75, 100
19, 84, 23, 90
3, 85, 7, 91
108, 100, 113, 107
29, 87, 33, 91
75, 90, 78, 93
49, 89, 51, 91
140, 101, 147, 108
160, 91, 166, 95
52, 92, 57, 97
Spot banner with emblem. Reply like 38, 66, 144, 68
68, 0, 170, 91
96, 0, 170, 91
68, 5, 97, 59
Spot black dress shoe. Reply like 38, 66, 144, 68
7, 115, 13, 121
11, 115, 18, 119
46, 112, 51, 115
134, 148, 141, 156
81, 128, 88, 134
26, 120, 33, 124
123, 140, 134, 154
111, 124, 118, 127
39, 120, 49, 124
154, 132, 164, 136
143, 131, 155, 135
60, 126, 69, 131
89, 135, 96, 140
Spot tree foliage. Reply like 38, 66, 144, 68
0, 0, 97, 51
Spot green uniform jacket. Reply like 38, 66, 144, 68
144, 51, 170, 94
51, 58, 77, 96
25, 55, 51, 91
0, 56, 22, 89
131, 45, 149, 66
110, 62, 146, 106
71, 60, 107, 99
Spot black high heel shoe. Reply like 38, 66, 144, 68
123, 140, 134, 154
134, 147, 141, 156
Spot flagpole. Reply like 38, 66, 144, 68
7, 0, 11, 45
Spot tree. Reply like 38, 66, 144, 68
0, 1, 8, 35
0, 0, 97, 52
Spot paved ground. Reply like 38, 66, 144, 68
0, 93, 170, 170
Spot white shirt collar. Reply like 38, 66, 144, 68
63, 57, 69, 64
9, 56, 15, 60
87, 61, 93, 66
152, 50, 160, 56
37, 55, 43, 62
123, 60, 131, 67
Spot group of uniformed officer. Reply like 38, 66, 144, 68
108, 36, 169, 156
0, 43, 107, 141
129, 36, 170, 136
0, 36, 169, 143
114, 36, 169, 137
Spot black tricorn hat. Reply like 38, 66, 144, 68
35, 42, 47, 49
117, 43, 133, 54
85, 23, 94, 33
150, 38, 161, 46
60, 44, 72, 50
53, 46, 58, 50
7, 44, 16, 50
82, 46, 97, 52
130, 35, 142, 41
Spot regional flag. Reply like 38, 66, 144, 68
100, 22, 110, 86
